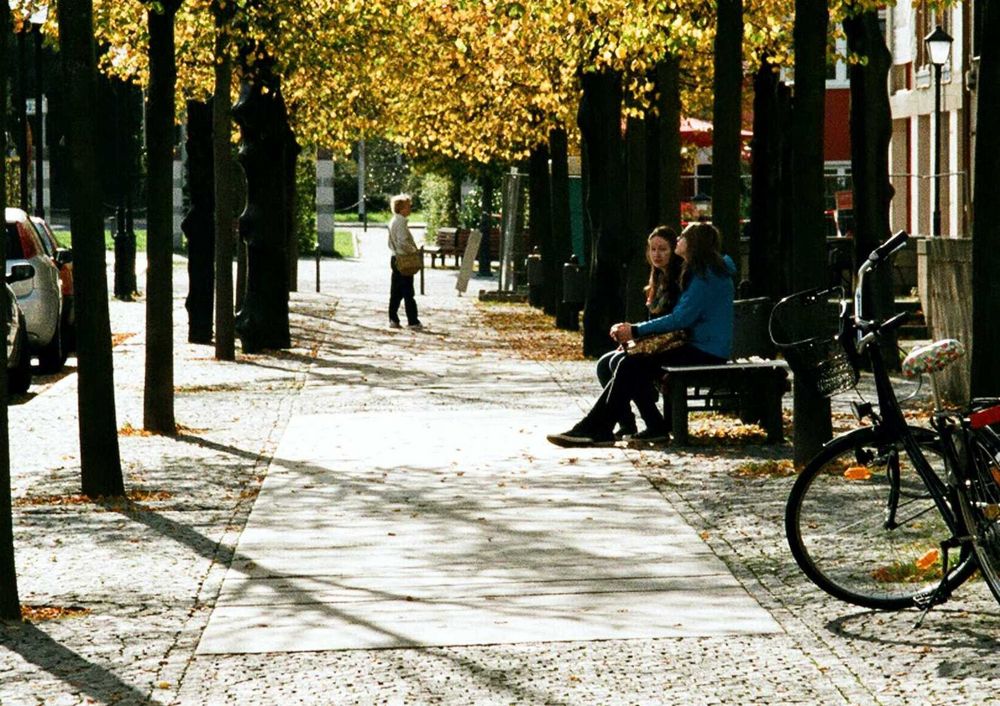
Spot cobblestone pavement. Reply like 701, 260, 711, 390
1, 235, 998, 705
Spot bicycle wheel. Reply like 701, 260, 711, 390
955, 428, 1000, 606
786, 426, 976, 610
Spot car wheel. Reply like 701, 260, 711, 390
9, 320, 31, 394
37, 318, 64, 373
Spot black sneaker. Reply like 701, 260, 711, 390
627, 428, 670, 444
547, 428, 615, 448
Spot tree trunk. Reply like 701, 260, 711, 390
748, 60, 789, 300
625, 115, 650, 322
578, 68, 627, 357
549, 126, 572, 325
0, 5, 19, 621
285, 132, 300, 293
790, 0, 831, 465
183, 99, 215, 344
845, 11, 897, 366
477, 172, 494, 276
112, 79, 139, 301
529, 144, 556, 313
212, 7, 236, 361
144, 1, 180, 434
58, 0, 125, 496
233, 50, 291, 353
713, 0, 745, 261
446, 168, 462, 227
652, 56, 682, 232
972, 0, 1000, 395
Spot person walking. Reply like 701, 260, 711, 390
387, 194, 422, 329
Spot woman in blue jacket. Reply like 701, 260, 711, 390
548, 223, 735, 447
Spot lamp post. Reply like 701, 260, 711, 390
925, 25, 953, 237
29, 6, 47, 219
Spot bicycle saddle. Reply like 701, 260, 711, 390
902, 338, 965, 378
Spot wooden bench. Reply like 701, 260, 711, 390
421, 244, 443, 268
432, 227, 501, 267
660, 297, 789, 445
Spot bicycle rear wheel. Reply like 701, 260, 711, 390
955, 428, 1000, 606
786, 426, 976, 610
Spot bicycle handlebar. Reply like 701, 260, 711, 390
868, 230, 909, 264
858, 311, 909, 352
854, 230, 909, 334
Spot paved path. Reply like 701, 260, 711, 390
3, 227, 1000, 705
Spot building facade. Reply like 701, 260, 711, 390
887, 0, 977, 239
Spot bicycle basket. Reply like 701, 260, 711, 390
769, 287, 860, 398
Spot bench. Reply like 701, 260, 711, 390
430, 227, 501, 267
659, 297, 789, 444
421, 244, 444, 268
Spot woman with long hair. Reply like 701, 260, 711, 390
594, 225, 682, 439
549, 222, 735, 447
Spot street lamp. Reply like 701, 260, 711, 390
925, 25, 953, 237
29, 5, 47, 219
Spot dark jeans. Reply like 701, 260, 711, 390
595, 349, 661, 432
582, 344, 725, 435
389, 257, 419, 325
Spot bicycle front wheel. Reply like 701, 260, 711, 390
786, 426, 975, 610
955, 428, 1000, 606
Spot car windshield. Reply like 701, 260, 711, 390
5, 223, 24, 260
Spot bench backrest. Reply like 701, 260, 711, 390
731, 296, 774, 360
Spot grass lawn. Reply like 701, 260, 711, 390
53, 228, 148, 252
333, 230, 355, 258
334, 210, 424, 224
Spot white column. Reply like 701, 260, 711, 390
909, 116, 921, 236
316, 158, 335, 254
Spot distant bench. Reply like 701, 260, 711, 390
424, 227, 501, 268
659, 297, 789, 445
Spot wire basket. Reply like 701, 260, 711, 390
770, 287, 860, 398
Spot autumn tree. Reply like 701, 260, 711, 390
843, 5, 897, 365
972, 0, 1000, 396
57, 0, 126, 496
142, 0, 182, 433
0, 4, 19, 622
713, 0, 745, 260
790, 0, 832, 463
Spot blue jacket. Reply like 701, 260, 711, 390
631, 255, 735, 360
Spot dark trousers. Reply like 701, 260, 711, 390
596, 349, 661, 432
389, 257, 419, 325
582, 344, 725, 435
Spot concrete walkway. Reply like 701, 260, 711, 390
5, 227, 999, 705
197, 231, 778, 654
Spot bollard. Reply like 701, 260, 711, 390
557, 254, 585, 330
526, 247, 544, 308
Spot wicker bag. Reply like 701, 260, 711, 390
625, 329, 688, 357
395, 251, 422, 276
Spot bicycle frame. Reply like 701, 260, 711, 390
847, 238, 964, 540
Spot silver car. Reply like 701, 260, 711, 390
5, 273, 32, 394
5, 207, 63, 372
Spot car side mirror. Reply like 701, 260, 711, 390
7, 263, 35, 284
55, 249, 73, 266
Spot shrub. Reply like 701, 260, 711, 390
295, 149, 317, 255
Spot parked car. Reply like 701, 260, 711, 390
5, 267, 33, 394
31, 216, 74, 352
5, 207, 63, 372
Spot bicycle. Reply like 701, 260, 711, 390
771, 230, 1000, 614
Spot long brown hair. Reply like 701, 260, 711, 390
644, 226, 682, 315
679, 222, 726, 287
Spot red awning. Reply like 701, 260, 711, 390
680, 117, 752, 147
